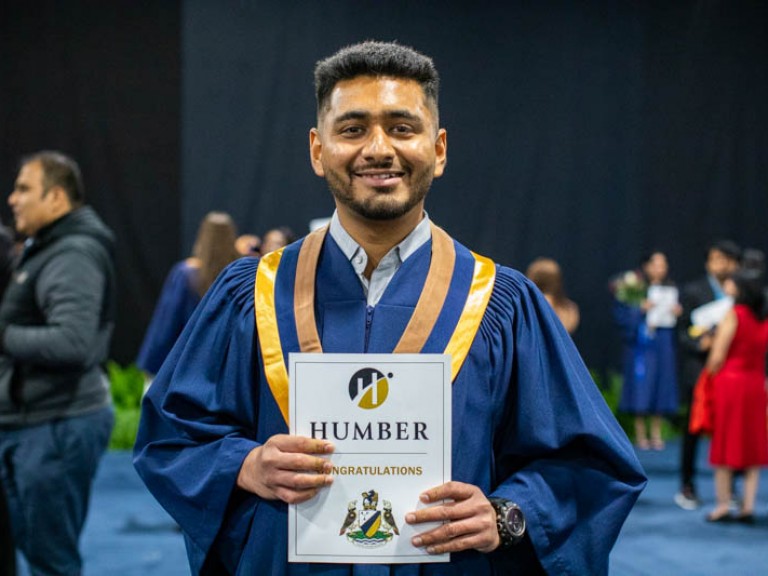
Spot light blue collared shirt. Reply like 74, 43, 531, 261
328, 211, 432, 307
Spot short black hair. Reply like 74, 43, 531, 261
707, 239, 741, 262
314, 41, 440, 120
21, 150, 85, 207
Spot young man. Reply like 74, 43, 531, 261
675, 240, 741, 510
134, 41, 645, 575
0, 151, 116, 575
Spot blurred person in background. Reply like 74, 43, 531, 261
235, 233, 261, 257
1, 479, 14, 575
525, 257, 580, 334
612, 251, 681, 451
0, 151, 116, 576
676, 240, 741, 510
0, 220, 15, 576
0, 220, 14, 302
259, 225, 296, 255
704, 270, 768, 523
136, 211, 240, 379
741, 247, 768, 318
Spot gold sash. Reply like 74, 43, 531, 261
255, 225, 495, 425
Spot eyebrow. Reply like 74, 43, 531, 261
332, 109, 423, 124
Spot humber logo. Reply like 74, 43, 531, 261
348, 368, 392, 410
310, 367, 427, 441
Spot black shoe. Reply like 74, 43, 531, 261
734, 513, 755, 525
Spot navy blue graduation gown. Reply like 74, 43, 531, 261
134, 235, 646, 575
136, 260, 201, 375
613, 301, 679, 415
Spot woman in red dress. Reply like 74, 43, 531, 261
705, 270, 768, 523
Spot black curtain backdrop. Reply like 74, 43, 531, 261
0, 1, 181, 364
181, 1, 768, 374
1, 1, 766, 374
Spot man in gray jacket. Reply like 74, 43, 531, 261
0, 151, 115, 576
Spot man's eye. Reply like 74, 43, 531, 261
392, 125, 414, 135
341, 126, 364, 136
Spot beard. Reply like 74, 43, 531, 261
324, 164, 433, 221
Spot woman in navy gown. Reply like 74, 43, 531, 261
137, 212, 240, 377
613, 252, 681, 450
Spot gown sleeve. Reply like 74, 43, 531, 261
133, 257, 261, 574
136, 261, 201, 375
485, 268, 646, 576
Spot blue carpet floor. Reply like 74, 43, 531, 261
15, 438, 768, 575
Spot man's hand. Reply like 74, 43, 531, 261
405, 481, 499, 554
237, 434, 334, 504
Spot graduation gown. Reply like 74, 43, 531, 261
613, 301, 679, 415
136, 260, 201, 375
134, 233, 646, 576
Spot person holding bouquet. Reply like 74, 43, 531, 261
612, 252, 681, 450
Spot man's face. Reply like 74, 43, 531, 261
261, 229, 287, 254
8, 161, 60, 237
309, 76, 447, 222
706, 248, 738, 282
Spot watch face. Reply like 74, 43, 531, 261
506, 506, 526, 537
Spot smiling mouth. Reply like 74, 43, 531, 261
354, 171, 404, 179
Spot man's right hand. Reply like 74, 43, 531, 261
237, 434, 334, 504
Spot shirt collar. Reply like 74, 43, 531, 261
707, 274, 726, 300
328, 210, 432, 266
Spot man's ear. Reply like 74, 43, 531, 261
309, 128, 325, 177
47, 186, 73, 211
433, 128, 447, 178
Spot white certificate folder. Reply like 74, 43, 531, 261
288, 353, 452, 564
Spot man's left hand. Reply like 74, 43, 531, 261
405, 481, 499, 554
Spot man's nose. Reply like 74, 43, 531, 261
362, 127, 394, 160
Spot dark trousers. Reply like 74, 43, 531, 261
0, 407, 113, 576
680, 383, 699, 491
1, 479, 15, 576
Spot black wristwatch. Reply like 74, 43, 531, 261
489, 498, 526, 548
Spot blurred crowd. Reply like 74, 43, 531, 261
527, 241, 768, 524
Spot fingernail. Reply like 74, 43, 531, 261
426, 546, 436, 554
323, 462, 333, 473
412, 536, 422, 547
420, 493, 430, 503
324, 475, 333, 485
405, 513, 415, 524
324, 443, 335, 453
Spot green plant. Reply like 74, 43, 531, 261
592, 370, 634, 438
107, 361, 146, 450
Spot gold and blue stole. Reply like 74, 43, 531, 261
255, 224, 496, 426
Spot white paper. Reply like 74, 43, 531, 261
691, 297, 734, 331
646, 286, 679, 328
288, 353, 451, 564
